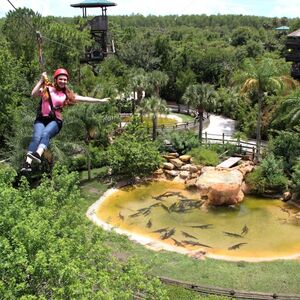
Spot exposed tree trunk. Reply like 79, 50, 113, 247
155, 86, 160, 97
140, 112, 144, 123
137, 89, 143, 105
152, 114, 158, 141
255, 92, 263, 162
86, 139, 92, 181
132, 98, 135, 114
87, 152, 91, 180
198, 107, 204, 142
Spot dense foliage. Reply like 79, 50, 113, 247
106, 120, 162, 179
292, 160, 300, 197
245, 153, 288, 193
188, 147, 219, 166
268, 130, 300, 174
0, 164, 167, 299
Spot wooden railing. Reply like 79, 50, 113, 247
120, 112, 266, 157
159, 277, 300, 300
146, 120, 202, 133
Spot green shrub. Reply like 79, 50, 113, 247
188, 147, 219, 166
246, 153, 288, 193
168, 131, 200, 154
90, 146, 108, 168
118, 99, 133, 113
207, 143, 238, 157
269, 130, 300, 173
107, 133, 162, 179
0, 164, 167, 299
292, 159, 300, 196
69, 154, 87, 171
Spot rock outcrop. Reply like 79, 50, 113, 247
157, 153, 255, 206
195, 168, 244, 205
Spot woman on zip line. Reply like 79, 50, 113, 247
21, 68, 109, 172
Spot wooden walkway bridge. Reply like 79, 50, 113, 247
217, 156, 242, 168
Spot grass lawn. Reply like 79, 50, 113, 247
123, 116, 177, 126
173, 113, 194, 122
122, 113, 194, 125
79, 171, 300, 299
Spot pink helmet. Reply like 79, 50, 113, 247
53, 68, 69, 79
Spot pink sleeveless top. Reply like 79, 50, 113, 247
39, 86, 66, 120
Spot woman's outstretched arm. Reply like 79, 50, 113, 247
74, 95, 110, 104
31, 72, 47, 97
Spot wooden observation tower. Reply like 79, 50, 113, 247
71, 0, 117, 63
285, 28, 300, 79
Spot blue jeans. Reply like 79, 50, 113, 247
28, 119, 60, 152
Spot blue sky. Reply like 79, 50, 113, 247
1, 0, 300, 18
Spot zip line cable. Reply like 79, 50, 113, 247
5, 0, 81, 60
6, 0, 47, 70
6, 0, 36, 32
6, 0, 76, 50
42, 35, 75, 50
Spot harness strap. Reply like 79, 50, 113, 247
47, 87, 62, 115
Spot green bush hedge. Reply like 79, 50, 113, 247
188, 147, 219, 166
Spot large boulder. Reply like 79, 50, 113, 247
207, 183, 244, 205
179, 154, 191, 163
195, 168, 244, 206
170, 158, 184, 169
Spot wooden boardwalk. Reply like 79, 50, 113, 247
217, 156, 242, 168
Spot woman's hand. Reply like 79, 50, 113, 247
41, 72, 48, 83
31, 72, 48, 97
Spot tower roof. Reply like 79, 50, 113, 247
71, 0, 117, 8
288, 29, 300, 37
275, 26, 289, 31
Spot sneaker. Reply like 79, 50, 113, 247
20, 162, 32, 172
27, 152, 41, 164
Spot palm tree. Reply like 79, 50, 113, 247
65, 105, 100, 180
272, 91, 300, 130
182, 83, 217, 142
138, 96, 169, 140
129, 71, 148, 113
237, 57, 297, 161
147, 70, 169, 97
62, 104, 117, 180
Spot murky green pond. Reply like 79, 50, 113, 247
95, 180, 300, 260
